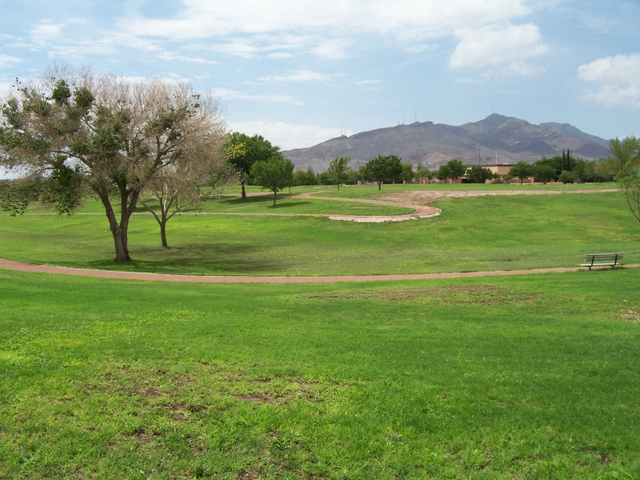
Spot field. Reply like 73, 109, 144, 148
0, 187, 637, 275
1, 184, 639, 478
1, 268, 639, 478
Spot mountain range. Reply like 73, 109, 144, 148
282, 114, 611, 172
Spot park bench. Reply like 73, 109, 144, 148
580, 253, 623, 270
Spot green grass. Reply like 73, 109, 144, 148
1, 268, 639, 478
1, 191, 638, 276
22, 193, 413, 216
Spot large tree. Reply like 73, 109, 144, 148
508, 161, 534, 185
440, 159, 467, 183
466, 165, 495, 184
361, 155, 403, 190
250, 155, 294, 205
225, 132, 280, 198
327, 156, 350, 190
0, 68, 223, 262
532, 164, 556, 184
610, 136, 640, 229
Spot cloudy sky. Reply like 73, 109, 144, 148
1, 0, 639, 149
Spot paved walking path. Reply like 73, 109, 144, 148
1, 258, 636, 284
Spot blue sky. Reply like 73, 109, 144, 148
1, 0, 639, 150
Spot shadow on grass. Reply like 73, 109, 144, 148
85, 242, 288, 275
265, 201, 311, 209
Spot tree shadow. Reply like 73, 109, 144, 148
85, 242, 289, 275
266, 201, 311, 209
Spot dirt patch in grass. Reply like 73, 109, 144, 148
308, 285, 542, 307
96, 364, 343, 410
619, 309, 640, 323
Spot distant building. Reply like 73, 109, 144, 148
483, 164, 516, 178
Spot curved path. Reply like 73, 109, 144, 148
290, 192, 440, 222
1, 258, 637, 284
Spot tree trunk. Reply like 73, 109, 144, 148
241, 182, 247, 199
98, 190, 132, 262
106, 210, 131, 262
273, 190, 277, 205
160, 221, 168, 248
378, 182, 381, 190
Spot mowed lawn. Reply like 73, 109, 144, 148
0, 191, 637, 275
0, 268, 639, 478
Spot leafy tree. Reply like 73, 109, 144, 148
0, 178, 41, 216
593, 159, 612, 182
415, 167, 431, 181
508, 161, 534, 185
0, 68, 223, 262
442, 159, 467, 183
225, 132, 280, 198
293, 167, 317, 186
361, 155, 403, 190
436, 164, 450, 182
533, 164, 556, 184
534, 156, 562, 178
345, 168, 361, 185
609, 137, 640, 176
610, 136, 640, 229
250, 155, 294, 205
466, 165, 495, 184
327, 156, 351, 190
400, 162, 415, 183
558, 170, 575, 183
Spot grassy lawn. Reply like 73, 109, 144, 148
0, 191, 637, 276
0, 268, 638, 478
22, 193, 413, 216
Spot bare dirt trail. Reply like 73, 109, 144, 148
0, 258, 636, 284
379, 188, 618, 205
290, 191, 440, 222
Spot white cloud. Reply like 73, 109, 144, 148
30, 21, 65, 44
120, 0, 529, 40
229, 120, 354, 150
578, 53, 640, 108
259, 70, 344, 83
156, 50, 217, 65
0, 79, 14, 98
450, 22, 548, 76
116, 0, 531, 57
0, 54, 22, 68
310, 40, 350, 60
213, 88, 305, 105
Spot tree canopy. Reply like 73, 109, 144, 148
327, 156, 350, 190
508, 161, 534, 185
0, 68, 225, 261
438, 159, 467, 183
361, 155, 403, 190
250, 155, 294, 205
225, 132, 280, 198
466, 165, 495, 184
610, 136, 640, 229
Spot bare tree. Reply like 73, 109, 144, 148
0, 67, 225, 261
140, 145, 238, 248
